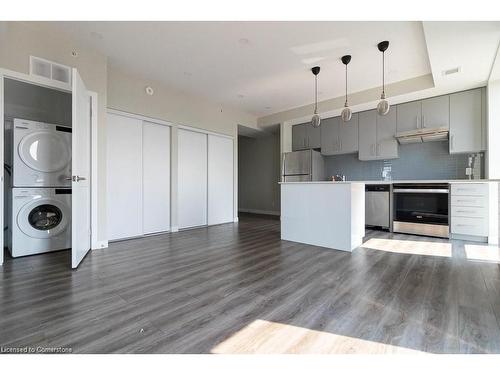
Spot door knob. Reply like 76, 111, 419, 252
75, 176, 87, 182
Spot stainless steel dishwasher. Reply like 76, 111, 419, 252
365, 184, 390, 229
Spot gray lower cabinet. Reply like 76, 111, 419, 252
292, 122, 321, 151
421, 95, 449, 129
320, 114, 358, 155
358, 109, 398, 160
449, 88, 484, 154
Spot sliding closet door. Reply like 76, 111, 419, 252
143, 121, 170, 234
107, 113, 143, 240
208, 135, 234, 225
178, 129, 207, 229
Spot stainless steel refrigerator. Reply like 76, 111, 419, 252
282, 149, 325, 182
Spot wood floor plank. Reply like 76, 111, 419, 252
2, 213, 500, 353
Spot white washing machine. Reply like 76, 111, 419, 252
13, 118, 72, 187
8, 187, 71, 257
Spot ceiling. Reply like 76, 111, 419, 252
26, 21, 500, 120
30, 21, 432, 117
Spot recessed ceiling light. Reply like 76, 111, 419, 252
90, 31, 103, 40
238, 38, 250, 46
442, 67, 461, 76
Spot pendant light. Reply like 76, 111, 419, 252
341, 55, 352, 122
311, 66, 321, 128
376, 40, 390, 116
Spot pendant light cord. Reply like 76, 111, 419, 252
314, 75, 318, 114
345, 64, 348, 106
382, 51, 385, 96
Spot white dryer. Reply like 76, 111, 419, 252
13, 118, 72, 187
8, 187, 71, 257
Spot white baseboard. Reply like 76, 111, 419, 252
233, 217, 239, 223
238, 208, 280, 216
92, 240, 108, 250
171, 226, 179, 233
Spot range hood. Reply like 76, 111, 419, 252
395, 127, 449, 144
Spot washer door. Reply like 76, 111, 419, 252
18, 198, 70, 239
18, 131, 71, 173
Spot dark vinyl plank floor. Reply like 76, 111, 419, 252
1, 213, 500, 354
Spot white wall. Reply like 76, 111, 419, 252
238, 132, 281, 215
487, 79, 500, 179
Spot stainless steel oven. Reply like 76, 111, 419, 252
393, 183, 449, 238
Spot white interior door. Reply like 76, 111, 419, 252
106, 113, 143, 240
178, 129, 207, 229
208, 134, 234, 225
0, 75, 4, 266
71, 69, 92, 268
143, 121, 170, 234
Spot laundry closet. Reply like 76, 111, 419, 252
1, 63, 94, 268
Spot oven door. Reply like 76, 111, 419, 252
393, 187, 449, 226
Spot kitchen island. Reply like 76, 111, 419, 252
280, 181, 365, 252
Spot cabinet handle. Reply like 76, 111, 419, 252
376, 143, 380, 156
417, 116, 420, 129
422, 115, 426, 128
450, 135, 454, 151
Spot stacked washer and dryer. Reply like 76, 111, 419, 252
5, 118, 72, 257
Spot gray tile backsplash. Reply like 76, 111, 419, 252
324, 141, 484, 181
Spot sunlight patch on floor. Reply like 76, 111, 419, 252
211, 319, 424, 354
465, 244, 500, 263
361, 238, 452, 257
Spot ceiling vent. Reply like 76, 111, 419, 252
442, 66, 461, 76
29, 56, 72, 85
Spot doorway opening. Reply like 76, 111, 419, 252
237, 124, 281, 218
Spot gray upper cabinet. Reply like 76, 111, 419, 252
320, 114, 358, 155
292, 123, 307, 151
396, 101, 421, 133
421, 95, 449, 129
358, 110, 377, 160
339, 113, 359, 154
320, 117, 340, 155
449, 88, 484, 154
308, 123, 321, 149
292, 123, 321, 151
358, 109, 398, 161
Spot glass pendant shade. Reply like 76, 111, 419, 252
311, 113, 321, 128
341, 106, 352, 122
377, 93, 390, 116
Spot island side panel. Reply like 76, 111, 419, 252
280, 183, 353, 251
350, 182, 366, 249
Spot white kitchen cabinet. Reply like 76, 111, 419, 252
107, 113, 144, 241
396, 100, 421, 133
358, 109, 398, 160
450, 183, 489, 240
178, 129, 208, 229
143, 121, 171, 235
208, 135, 234, 225
449, 88, 483, 154
421, 95, 449, 129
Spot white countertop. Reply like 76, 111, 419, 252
279, 179, 498, 184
